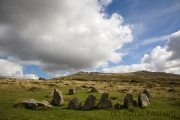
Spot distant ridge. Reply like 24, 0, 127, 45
51, 70, 180, 81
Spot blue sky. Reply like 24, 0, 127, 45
0, 0, 180, 79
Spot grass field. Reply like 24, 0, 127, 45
0, 71, 180, 120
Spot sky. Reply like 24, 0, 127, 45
0, 0, 180, 79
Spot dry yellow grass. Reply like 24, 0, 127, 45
1, 71, 180, 99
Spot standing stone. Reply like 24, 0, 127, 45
124, 94, 134, 109
138, 93, 150, 107
82, 95, 96, 110
68, 97, 82, 110
127, 90, 133, 94
46, 90, 54, 97
114, 102, 121, 109
97, 92, 112, 109
69, 88, 75, 94
51, 89, 64, 106
90, 87, 98, 92
143, 89, 151, 98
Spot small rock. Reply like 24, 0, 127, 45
143, 89, 152, 98
68, 97, 82, 110
69, 88, 75, 94
82, 95, 96, 110
97, 92, 112, 109
51, 89, 64, 106
124, 94, 134, 109
46, 90, 54, 97
90, 87, 98, 92
114, 102, 121, 109
119, 89, 128, 93
98, 90, 107, 93
138, 94, 150, 107
127, 90, 133, 94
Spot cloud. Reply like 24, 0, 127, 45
0, 59, 38, 79
0, 59, 23, 78
99, 0, 112, 6
23, 74, 39, 79
0, 0, 133, 75
132, 1, 180, 25
102, 31, 180, 74
167, 30, 180, 60
121, 34, 169, 56
131, 23, 145, 38
140, 35, 169, 46
102, 64, 144, 73
141, 46, 171, 72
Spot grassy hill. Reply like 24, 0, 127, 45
52, 70, 180, 83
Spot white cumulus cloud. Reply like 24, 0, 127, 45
23, 74, 39, 79
0, 0, 133, 76
0, 59, 38, 79
102, 30, 180, 74
167, 30, 180, 60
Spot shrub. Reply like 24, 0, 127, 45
39, 77, 45, 80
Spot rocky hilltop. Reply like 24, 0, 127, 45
52, 70, 180, 82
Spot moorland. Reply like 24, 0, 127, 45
0, 70, 180, 120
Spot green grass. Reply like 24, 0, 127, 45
0, 86, 180, 120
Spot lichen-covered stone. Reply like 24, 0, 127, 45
97, 92, 112, 109
68, 97, 82, 110
82, 95, 96, 110
51, 89, 64, 106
